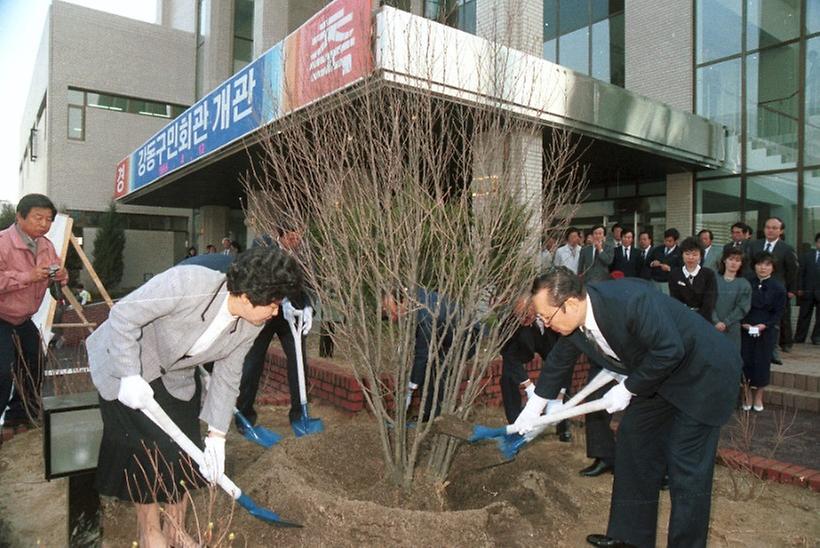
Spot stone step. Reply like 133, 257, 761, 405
770, 368, 820, 395
764, 386, 820, 413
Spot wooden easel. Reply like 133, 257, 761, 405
48, 216, 114, 335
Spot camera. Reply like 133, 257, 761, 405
48, 264, 60, 279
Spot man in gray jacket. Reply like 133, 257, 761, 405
577, 225, 614, 282
87, 247, 302, 547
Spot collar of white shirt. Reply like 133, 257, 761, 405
683, 264, 701, 279
765, 239, 778, 251
583, 298, 621, 361
187, 293, 239, 356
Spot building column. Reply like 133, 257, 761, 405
665, 172, 694, 236
199, 205, 231, 251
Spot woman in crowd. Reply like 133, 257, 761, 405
87, 247, 302, 546
668, 236, 717, 321
712, 247, 752, 348
741, 252, 787, 412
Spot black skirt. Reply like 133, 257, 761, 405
95, 376, 208, 503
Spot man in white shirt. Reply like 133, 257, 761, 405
553, 227, 582, 274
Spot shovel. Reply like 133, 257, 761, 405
287, 310, 324, 437
435, 369, 625, 460
142, 398, 302, 527
198, 366, 283, 448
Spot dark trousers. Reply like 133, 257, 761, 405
235, 314, 306, 426
778, 298, 793, 349
0, 319, 43, 423
607, 395, 720, 548
500, 358, 526, 423
585, 366, 616, 463
795, 295, 820, 343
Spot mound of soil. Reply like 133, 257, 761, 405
1, 404, 818, 547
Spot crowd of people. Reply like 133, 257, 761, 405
3, 191, 820, 547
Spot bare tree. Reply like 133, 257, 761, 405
243, 6, 586, 487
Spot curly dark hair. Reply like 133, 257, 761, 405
532, 266, 586, 305
226, 247, 303, 306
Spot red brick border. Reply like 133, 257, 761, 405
716, 448, 819, 492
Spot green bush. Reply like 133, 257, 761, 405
92, 203, 126, 289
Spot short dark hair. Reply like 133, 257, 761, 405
612, 223, 622, 231
679, 236, 703, 256
565, 226, 580, 240
752, 251, 776, 272
638, 230, 652, 241
718, 247, 744, 275
17, 193, 56, 219
591, 224, 607, 236
697, 229, 714, 241
815, 232, 820, 243
663, 228, 680, 241
532, 267, 586, 305
230, 240, 243, 252
731, 222, 746, 232
226, 247, 303, 306
621, 228, 634, 238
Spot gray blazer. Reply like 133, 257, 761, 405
87, 266, 264, 432
577, 244, 614, 282
701, 245, 722, 272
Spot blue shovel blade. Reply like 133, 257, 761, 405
468, 424, 509, 443
243, 425, 283, 448
291, 406, 324, 438
236, 494, 302, 527
498, 433, 528, 461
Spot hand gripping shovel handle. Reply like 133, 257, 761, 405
562, 368, 625, 409
141, 399, 242, 499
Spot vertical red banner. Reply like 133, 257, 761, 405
286, 0, 373, 111
114, 156, 130, 199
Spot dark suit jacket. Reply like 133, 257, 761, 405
611, 246, 641, 277
501, 323, 557, 384
798, 250, 820, 299
637, 247, 653, 280
646, 244, 682, 283
534, 279, 742, 427
668, 267, 718, 321
748, 239, 798, 293
577, 244, 614, 282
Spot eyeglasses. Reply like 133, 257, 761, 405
542, 299, 567, 326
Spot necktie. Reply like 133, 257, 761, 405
592, 247, 597, 262
665, 247, 670, 256
816, 251, 819, 265
579, 327, 621, 367
688, 274, 694, 284
625, 248, 630, 261
765, 242, 772, 253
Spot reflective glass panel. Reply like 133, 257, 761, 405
559, 27, 589, 74
746, 0, 800, 51
746, 43, 800, 171
544, 0, 557, 61
696, 58, 742, 132
695, 177, 741, 244
809, 0, 820, 34
806, 37, 820, 165
591, 18, 610, 82
67, 106, 83, 140
696, 0, 742, 63
233, 0, 254, 39
746, 172, 798, 248
560, 0, 589, 34
67, 89, 84, 106
804, 169, 820, 251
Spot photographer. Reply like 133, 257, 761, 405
0, 194, 67, 428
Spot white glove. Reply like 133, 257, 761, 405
301, 306, 313, 335
281, 298, 296, 323
545, 398, 565, 417
603, 381, 634, 413
117, 375, 154, 410
523, 383, 536, 399
521, 398, 563, 442
512, 393, 548, 435
200, 430, 226, 483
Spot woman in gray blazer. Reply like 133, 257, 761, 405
87, 247, 302, 547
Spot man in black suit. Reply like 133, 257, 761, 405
723, 222, 753, 277
611, 228, 641, 277
747, 217, 799, 353
646, 228, 682, 294
795, 232, 820, 344
637, 230, 654, 280
514, 269, 741, 548
578, 225, 614, 282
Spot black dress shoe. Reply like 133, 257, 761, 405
771, 358, 783, 365
579, 458, 614, 477
586, 533, 636, 547
556, 420, 572, 442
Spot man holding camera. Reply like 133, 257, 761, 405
0, 194, 67, 429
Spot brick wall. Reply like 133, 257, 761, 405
665, 172, 694, 236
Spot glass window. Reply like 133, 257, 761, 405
746, 43, 800, 171
746, 172, 798, 248
543, 0, 558, 62
233, 0, 254, 71
697, 58, 742, 132
695, 177, 741, 244
591, 18, 610, 82
591, 11, 624, 86
457, 0, 476, 34
559, 26, 590, 74
67, 89, 84, 106
560, 0, 589, 35
696, 0, 742, 63
804, 169, 820, 252
608, 12, 624, 87
638, 180, 666, 196
746, 0, 800, 51
87, 93, 127, 111
806, 37, 820, 166
67, 105, 84, 140
809, 0, 820, 35
233, 37, 253, 72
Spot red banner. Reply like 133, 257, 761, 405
113, 156, 130, 199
